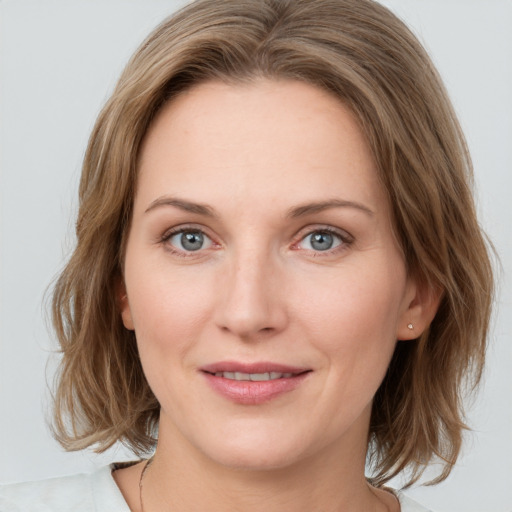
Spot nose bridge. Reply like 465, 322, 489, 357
215, 241, 286, 338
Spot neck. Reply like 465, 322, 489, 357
140, 418, 391, 512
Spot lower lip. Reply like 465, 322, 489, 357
202, 372, 309, 405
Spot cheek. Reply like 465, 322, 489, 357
294, 259, 406, 376
124, 260, 216, 362
124, 265, 217, 410
301, 261, 404, 332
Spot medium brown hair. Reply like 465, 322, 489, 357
52, 0, 494, 487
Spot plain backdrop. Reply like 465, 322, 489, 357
0, 1, 511, 511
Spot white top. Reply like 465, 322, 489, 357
0, 465, 433, 511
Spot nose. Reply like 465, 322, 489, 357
214, 249, 288, 340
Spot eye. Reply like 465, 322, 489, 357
167, 229, 213, 252
297, 229, 347, 252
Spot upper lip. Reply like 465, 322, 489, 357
200, 361, 311, 375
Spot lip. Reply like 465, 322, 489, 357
201, 361, 310, 374
200, 361, 311, 405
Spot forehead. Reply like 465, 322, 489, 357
136, 78, 386, 216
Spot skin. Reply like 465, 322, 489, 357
115, 79, 437, 511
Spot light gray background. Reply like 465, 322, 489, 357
0, 1, 511, 511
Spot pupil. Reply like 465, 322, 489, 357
311, 232, 333, 251
181, 231, 203, 251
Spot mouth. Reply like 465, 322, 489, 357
200, 362, 311, 404
208, 371, 297, 381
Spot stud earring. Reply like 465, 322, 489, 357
407, 323, 414, 330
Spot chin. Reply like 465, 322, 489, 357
195, 426, 311, 472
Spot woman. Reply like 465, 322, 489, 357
0, 0, 493, 511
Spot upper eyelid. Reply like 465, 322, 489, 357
294, 224, 353, 242
161, 224, 214, 240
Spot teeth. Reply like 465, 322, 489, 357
214, 371, 294, 381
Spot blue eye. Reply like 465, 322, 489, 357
299, 230, 343, 251
168, 230, 212, 252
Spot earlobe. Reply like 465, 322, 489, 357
117, 280, 135, 331
397, 280, 442, 340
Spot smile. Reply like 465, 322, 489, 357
212, 372, 294, 381
200, 362, 311, 405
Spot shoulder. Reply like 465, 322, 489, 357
397, 491, 435, 512
0, 465, 130, 512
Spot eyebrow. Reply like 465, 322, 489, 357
145, 196, 216, 217
287, 199, 374, 218
144, 196, 374, 218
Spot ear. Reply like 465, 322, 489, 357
397, 277, 442, 340
117, 279, 135, 331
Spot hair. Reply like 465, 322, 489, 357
52, 0, 493, 487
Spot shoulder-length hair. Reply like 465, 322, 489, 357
52, 0, 493, 487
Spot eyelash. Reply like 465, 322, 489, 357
159, 225, 217, 258
292, 226, 353, 256
158, 225, 354, 257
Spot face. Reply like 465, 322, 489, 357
121, 79, 424, 471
